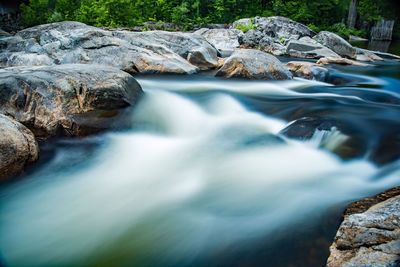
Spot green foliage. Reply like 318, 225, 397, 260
20, 0, 51, 27
18, 0, 399, 40
307, 23, 321, 33
235, 22, 256, 33
328, 23, 367, 39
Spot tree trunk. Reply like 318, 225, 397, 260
347, 0, 357, 28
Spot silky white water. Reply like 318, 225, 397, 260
1, 78, 399, 267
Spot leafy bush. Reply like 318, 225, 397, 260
235, 22, 256, 33
307, 23, 321, 33
20, 0, 51, 27
328, 23, 367, 39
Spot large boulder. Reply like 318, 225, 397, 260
285, 61, 329, 81
0, 64, 143, 138
0, 114, 39, 181
194, 28, 243, 57
286, 38, 340, 59
239, 30, 287, 56
233, 16, 314, 56
0, 21, 220, 74
216, 49, 292, 80
252, 16, 315, 41
313, 31, 357, 59
327, 188, 400, 267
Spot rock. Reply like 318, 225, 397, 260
313, 31, 357, 59
194, 28, 243, 57
280, 117, 365, 160
122, 30, 219, 70
349, 35, 368, 42
317, 57, 369, 66
286, 39, 340, 59
357, 48, 384, 61
239, 30, 286, 56
327, 188, 400, 267
233, 16, 314, 54
252, 16, 315, 41
0, 21, 220, 74
0, 64, 143, 138
359, 49, 400, 61
232, 18, 253, 29
285, 61, 329, 81
187, 46, 218, 70
216, 49, 292, 80
0, 114, 39, 181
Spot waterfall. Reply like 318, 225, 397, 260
371, 19, 395, 41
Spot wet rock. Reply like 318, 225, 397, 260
285, 61, 329, 81
194, 28, 243, 57
0, 21, 219, 74
286, 39, 340, 59
313, 31, 357, 59
327, 188, 400, 267
216, 49, 292, 80
280, 117, 366, 159
0, 114, 38, 182
317, 57, 369, 66
0, 64, 143, 138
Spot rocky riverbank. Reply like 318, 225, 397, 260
327, 188, 400, 267
0, 16, 399, 266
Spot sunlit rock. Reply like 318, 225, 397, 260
216, 49, 292, 80
285, 61, 329, 81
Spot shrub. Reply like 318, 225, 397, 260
235, 22, 256, 33
328, 23, 367, 39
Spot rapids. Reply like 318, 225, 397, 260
1, 61, 400, 267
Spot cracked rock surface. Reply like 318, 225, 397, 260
327, 188, 400, 267
0, 64, 143, 138
0, 114, 38, 181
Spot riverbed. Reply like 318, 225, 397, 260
1, 60, 400, 267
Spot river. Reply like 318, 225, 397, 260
1, 59, 400, 267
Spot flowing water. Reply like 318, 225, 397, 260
1, 60, 400, 267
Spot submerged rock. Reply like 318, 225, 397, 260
0, 114, 38, 181
194, 28, 243, 57
285, 61, 329, 81
216, 49, 292, 80
0, 64, 143, 138
280, 117, 366, 160
327, 188, 400, 267
313, 31, 357, 59
0, 21, 220, 74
